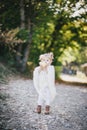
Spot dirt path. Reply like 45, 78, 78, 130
0, 77, 87, 130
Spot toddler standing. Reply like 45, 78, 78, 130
33, 52, 56, 114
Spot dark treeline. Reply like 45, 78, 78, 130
0, 0, 87, 72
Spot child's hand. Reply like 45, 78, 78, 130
39, 61, 47, 68
39, 62, 48, 73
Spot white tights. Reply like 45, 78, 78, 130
37, 87, 51, 106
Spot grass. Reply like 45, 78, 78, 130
0, 62, 18, 84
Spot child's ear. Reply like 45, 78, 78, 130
49, 52, 54, 60
39, 54, 44, 61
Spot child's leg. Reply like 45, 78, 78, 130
37, 94, 44, 114
44, 87, 51, 105
45, 88, 51, 114
37, 94, 44, 106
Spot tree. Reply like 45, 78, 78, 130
48, 0, 87, 64
0, 0, 87, 70
0, 0, 55, 70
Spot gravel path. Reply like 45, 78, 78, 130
0, 77, 87, 130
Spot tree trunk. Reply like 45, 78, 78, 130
16, 0, 25, 69
20, 18, 33, 72
20, 44, 30, 72
15, 44, 22, 67
20, 0, 33, 72
16, 0, 33, 72
20, 0, 25, 29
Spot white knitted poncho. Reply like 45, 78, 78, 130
33, 65, 56, 102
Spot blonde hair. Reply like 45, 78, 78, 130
39, 52, 54, 62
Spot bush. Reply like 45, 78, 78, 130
55, 66, 62, 81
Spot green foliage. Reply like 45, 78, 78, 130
16, 29, 29, 42
28, 24, 54, 66
77, 47, 87, 64
0, 0, 20, 30
0, 0, 87, 73
55, 66, 62, 80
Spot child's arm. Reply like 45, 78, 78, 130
48, 66, 55, 86
48, 66, 56, 101
33, 67, 40, 94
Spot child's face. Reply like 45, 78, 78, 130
42, 57, 51, 65
39, 57, 51, 68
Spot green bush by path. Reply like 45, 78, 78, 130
55, 66, 62, 81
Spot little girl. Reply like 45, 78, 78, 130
33, 52, 56, 114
